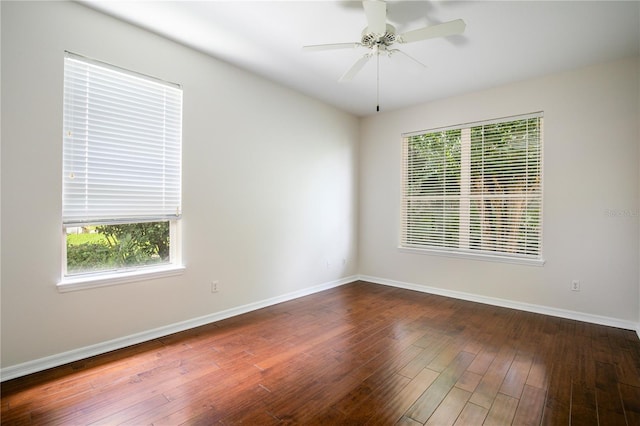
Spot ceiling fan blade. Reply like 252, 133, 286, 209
363, 0, 387, 34
399, 19, 466, 44
388, 49, 427, 68
339, 54, 371, 82
303, 42, 361, 52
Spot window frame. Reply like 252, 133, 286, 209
59, 221, 184, 292
59, 52, 185, 290
399, 113, 545, 266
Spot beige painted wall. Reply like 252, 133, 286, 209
0, 1, 359, 368
359, 56, 640, 322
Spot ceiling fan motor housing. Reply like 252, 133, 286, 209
361, 24, 396, 48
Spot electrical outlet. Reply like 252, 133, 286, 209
211, 281, 219, 293
571, 280, 580, 292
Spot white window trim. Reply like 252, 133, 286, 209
57, 264, 186, 293
398, 246, 545, 266
399, 112, 544, 265
59, 220, 184, 291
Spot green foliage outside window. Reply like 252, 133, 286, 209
66, 221, 170, 274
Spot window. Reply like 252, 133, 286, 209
61, 52, 183, 285
400, 113, 543, 264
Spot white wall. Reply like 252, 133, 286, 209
2, 1, 639, 376
0, 1, 359, 369
359, 57, 640, 324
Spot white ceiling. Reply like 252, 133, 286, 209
82, 1, 640, 117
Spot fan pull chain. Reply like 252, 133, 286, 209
376, 51, 380, 112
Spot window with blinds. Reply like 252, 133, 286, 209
62, 52, 183, 278
400, 113, 543, 263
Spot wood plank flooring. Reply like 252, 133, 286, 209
2, 281, 640, 425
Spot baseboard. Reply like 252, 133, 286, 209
3, 273, 637, 381
0, 275, 357, 382
359, 275, 640, 334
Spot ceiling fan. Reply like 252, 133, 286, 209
303, 0, 466, 110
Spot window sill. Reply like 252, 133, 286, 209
398, 246, 545, 266
58, 264, 186, 293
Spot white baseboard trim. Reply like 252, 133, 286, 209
359, 275, 640, 334
3, 274, 637, 381
0, 275, 356, 382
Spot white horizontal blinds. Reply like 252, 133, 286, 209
469, 116, 542, 257
401, 113, 543, 259
401, 129, 461, 248
63, 53, 182, 225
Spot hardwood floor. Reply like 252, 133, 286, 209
2, 281, 640, 425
